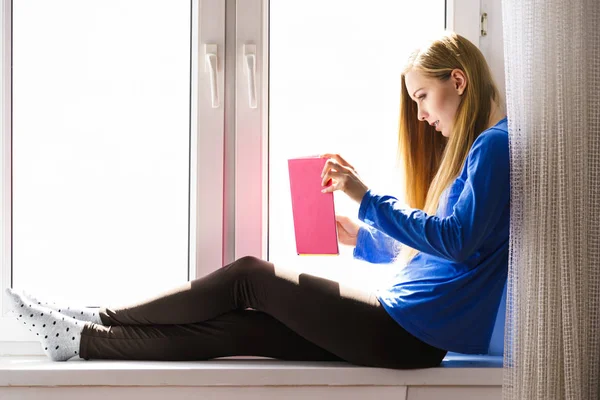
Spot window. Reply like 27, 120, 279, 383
1, 0, 482, 352
11, 0, 191, 307
1, 0, 226, 346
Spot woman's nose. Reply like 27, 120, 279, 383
417, 108, 428, 122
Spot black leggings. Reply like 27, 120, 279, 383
79, 256, 447, 369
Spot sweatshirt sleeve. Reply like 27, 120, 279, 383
357, 130, 510, 263
353, 225, 402, 264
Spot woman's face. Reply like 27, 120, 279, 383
404, 69, 466, 138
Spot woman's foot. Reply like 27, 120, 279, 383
19, 290, 103, 325
5, 288, 85, 361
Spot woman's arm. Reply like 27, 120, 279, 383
353, 225, 402, 264
358, 130, 510, 263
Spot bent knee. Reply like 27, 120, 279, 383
235, 255, 263, 265
231, 255, 273, 276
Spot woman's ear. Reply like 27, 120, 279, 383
451, 69, 467, 96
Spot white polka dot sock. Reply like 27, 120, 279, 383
5, 288, 85, 361
20, 290, 103, 325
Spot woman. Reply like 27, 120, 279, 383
5, 31, 509, 369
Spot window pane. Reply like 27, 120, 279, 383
12, 0, 191, 306
269, 1, 445, 286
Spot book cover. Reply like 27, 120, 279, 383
288, 156, 339, 256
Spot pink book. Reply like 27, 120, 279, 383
288, 156, 339, 255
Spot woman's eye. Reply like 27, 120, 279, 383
418, 95, 426, 100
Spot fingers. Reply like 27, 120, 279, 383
321, 162, 337, 186
319, 154, 355, 178
320, 159, 350, 182
319, 153, 354, 169
321, 168, 342, 191
321, 182, 335, 193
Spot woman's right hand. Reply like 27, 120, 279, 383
335, 214, 360, 247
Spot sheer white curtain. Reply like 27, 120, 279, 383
502, 0, 600, 398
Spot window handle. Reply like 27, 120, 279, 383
204, 44, 219, 108
244, 44, 257, 109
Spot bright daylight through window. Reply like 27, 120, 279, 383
268, 1, 445, 286
11, 0, 191, 306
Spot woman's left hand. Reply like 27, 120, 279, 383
319, 153, 369, 204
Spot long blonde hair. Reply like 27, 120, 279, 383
398, 31, 502, 264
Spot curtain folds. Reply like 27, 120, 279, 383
502, 0, 600, 398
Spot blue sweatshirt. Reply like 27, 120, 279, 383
354, 116, 509, 354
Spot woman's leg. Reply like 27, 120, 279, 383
89, 256, 446, 368
80, 309, 343, 362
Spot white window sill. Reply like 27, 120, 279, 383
0, 353, 502, 387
